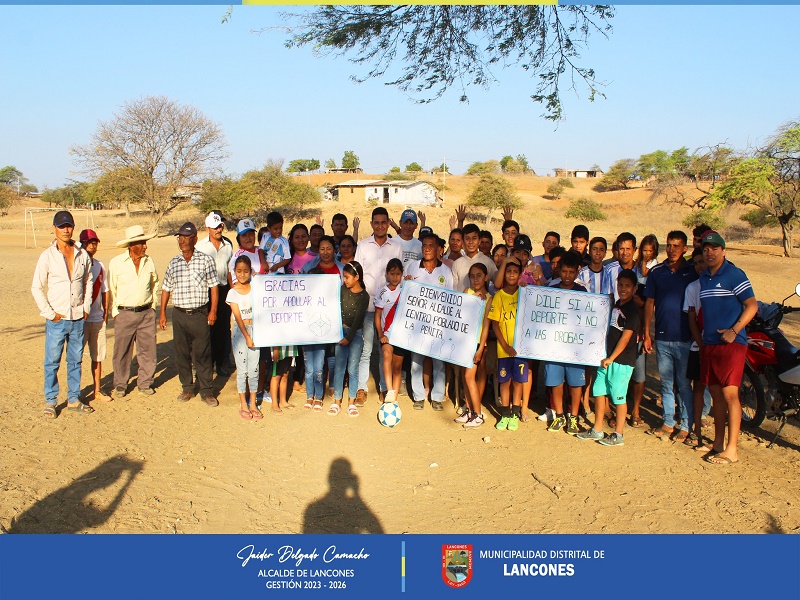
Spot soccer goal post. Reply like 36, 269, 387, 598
25, 207, 96, 249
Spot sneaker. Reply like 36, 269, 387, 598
547, 415, 566, 432
413, 400, 425, 410
255, 391, 264, 403
566, 415, 580, 436
598, 432, 624, 446
113, 386, 126, 399
463, 413, 485, 428
576, 429, 604, 441
538, 408, 554, 422
138, 387, 155, 396
507, 415, 519, 431
454, 410, 472, 424
431, 401, 444, 411
263, 393, 273, 404
495, 416, 511, 430
384, 390, 397, 403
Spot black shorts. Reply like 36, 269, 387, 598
273, 357, 293, 377
686, 349, 701, 381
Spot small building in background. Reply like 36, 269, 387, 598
330, 180, 439, 206
552, 168, 604, 179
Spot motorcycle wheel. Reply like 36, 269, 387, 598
740, 364, 766, 428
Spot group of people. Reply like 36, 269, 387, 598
32, 206, 756, 464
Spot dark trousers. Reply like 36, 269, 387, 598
112, 310, 157, 390
172, 308, 213, 397
210, 284, 231, 370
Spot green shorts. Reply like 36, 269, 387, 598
592, 363, 634, 405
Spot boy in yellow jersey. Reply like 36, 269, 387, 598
487, 258, 528, 431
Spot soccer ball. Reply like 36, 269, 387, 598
378, 402, 402, 428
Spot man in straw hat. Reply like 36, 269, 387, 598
31, 210, 94, 418
108, 225, 160, 399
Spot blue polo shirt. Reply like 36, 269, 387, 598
644, 259, 698, 342
699, 259, 754, 346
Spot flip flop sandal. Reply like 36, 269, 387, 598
705, 454, 738, 465
67, 403, 94, 414
43, 406, 57, 419
672, 431, 689, 443
646, 425, 673, 439
347, 404, 360, 417
250, 408, 263, 420
327, 403, 341, 416
313, 399, 324, 412
683, 433, 700, 447
629, 416, 645, 428
240, 409, 253, 420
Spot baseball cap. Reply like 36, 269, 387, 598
205, 212, 224, 229
176, 222, 197, 237
419, 226, 434, 239
513, 234, 533, 253
237, 219, 256, 235
400, 209, 418, 224
701, 230, 726, 249
53, 210, 74, 227
79, 229, 100, 244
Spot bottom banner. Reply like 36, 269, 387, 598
0, 534, 798, 598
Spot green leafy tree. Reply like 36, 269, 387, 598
0, 166, 25, 187
341, 150, 360, 170
286, 158, 321, 173
546, 177, 574, 200
324, 158, 337, 170
504, 159, 525, 175
432, 163, 450, 174
499, 156, 514, 172
201, 162, 320, 221
466, 160, 502, 176
41, 181, 93, 209
389, 166, 401, 173
516, 154, 532, 173
637, 150, 673, 182
405, 162, 423, 172
467, 174, 520, 223
282, 6, 614, 121
0, 185, 14, 213
708, 121, 800, 256
71, 95, 228, 231
594, 159, 636, 191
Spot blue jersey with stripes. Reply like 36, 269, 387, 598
699, 259, 754, 346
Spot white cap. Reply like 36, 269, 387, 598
205, 212, 223, 229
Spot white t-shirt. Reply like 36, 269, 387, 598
259, 234, 291, 274
683, 279, 702, 351
229, 248, 264, 283
450, 252, 497, 293
394, 236, 423, 269
405, 260, 454, 290
636, 258, 659, 286
226, 287, 253, 321
87, 260, 108, 323
374, 283, 403, 332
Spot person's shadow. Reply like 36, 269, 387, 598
302, 458, 384, 534
5, 455, 143, 533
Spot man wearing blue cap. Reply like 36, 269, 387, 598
31, 210, 94, 418
394, 209, 423, 269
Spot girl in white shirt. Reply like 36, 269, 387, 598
226, 255, 261, 421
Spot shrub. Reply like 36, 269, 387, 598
739, 207, 779, 228
564, 197, 607, 221
682, 208, 724, 230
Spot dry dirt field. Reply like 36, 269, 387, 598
2, 174, 799, 535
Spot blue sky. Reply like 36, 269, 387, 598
1, 5, 797, 188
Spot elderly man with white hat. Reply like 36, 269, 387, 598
196, 211, 234, 376
108, 224, 160, 398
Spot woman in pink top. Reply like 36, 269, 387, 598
286, 224, 315, 274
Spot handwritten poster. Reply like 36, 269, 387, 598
388, 281, 486, 368
252, 274, 343, 347
514, 287, 611, 366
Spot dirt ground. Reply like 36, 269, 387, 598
2, 198, 800, 535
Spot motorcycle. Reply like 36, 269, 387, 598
740, 282, 800, 448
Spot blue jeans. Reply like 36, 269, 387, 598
334, 329, 364, 401
655, 340, 694, 431
357, 312, 385, 393
303, 344, 326, 399
411, 353, 445, 402
44, 318, 85, 405
232, 324, 259, 394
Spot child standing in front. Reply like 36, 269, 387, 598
459, 263, 493, 428
375, 259, 406, 403
331, 261, 369, 417
487, 258, 527, 431
80, 229, 112, 403
577, 269, 641, 446
226, 256, 261, 420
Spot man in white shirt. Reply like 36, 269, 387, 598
393, 209, 423, 269
196, 211, 234, 376
353, 207, 403, 405
31, 211, 94, 418
405, 234, 455, 410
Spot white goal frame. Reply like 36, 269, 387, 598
24, 207, 96, 249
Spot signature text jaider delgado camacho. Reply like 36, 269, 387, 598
237, 545, 369, 567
